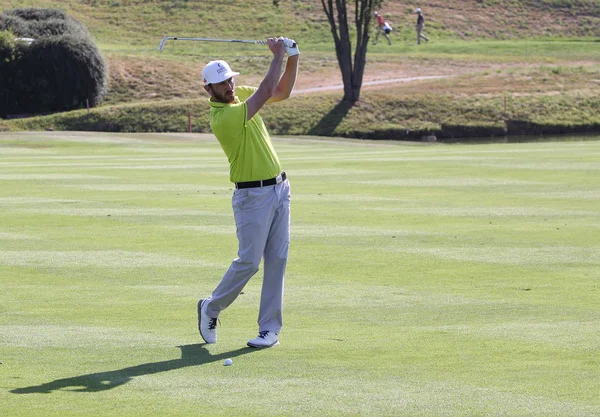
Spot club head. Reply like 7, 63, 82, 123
158, 37, 169, 52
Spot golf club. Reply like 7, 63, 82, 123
158, 37, 269, 52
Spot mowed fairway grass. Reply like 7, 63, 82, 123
1, 132, 599, 416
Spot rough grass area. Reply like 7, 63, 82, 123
1, 132, 599, 416
1, 0, 598, 49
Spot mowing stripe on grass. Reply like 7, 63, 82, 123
7, 132, 147, 144
124, 147, 225, 154
0, 251, 217, 267
521, 191, 600, 200
367, 206, 598, 217
0, 159, 224, 167
169, 225, 233, 235
3, 155, 215, 160
19, 208, 230, 217
61, 184, 225, 192
476, 162, 600, 170
397, 246, 599, 265
290, 167, 383, 176
0, 147, 54, 155
351, 178, 549, 187
0, 164, 227, 170
0, 325, 179, 348
290, 283, 509, 309
0, 197, 82, 204
417, 321, 600, 350
295, 193, 409, 202
0, 232, 36, 240
172, 224, 439, 237
0, 174, 112, 180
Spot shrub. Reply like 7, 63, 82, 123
0, 8, 90, 40
0, 28, 16, 51
0, 30, 24, 116
0, 8, 107, 118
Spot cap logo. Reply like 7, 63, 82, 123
216, 63, 227, 75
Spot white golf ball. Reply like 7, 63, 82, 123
224, 358, 233, 366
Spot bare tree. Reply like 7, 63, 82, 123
320, 0, 382, 103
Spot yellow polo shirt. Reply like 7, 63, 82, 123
209, 86, 282, 183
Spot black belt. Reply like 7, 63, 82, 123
235, 172, 286, 189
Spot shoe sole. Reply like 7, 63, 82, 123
247, 340, 280, 348
197, 299, 214, 344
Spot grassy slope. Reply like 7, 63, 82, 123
2, 0, 599, 46
1, 133, 599, 416
0, 0, 599, 138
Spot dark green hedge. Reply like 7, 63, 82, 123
0, 8, 107, 118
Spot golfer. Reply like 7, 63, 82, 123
415, 8, 429, 45
373, 11, 392, 46
198, 37, 299, 348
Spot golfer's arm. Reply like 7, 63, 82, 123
269, 55, 299, 103
246, 52, 285, 120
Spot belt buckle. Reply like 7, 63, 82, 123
276, 174, 283, 184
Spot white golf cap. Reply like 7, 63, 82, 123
202, 60, 239, 85
415, 8, 422, 13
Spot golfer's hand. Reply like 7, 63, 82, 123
267, 37, 286, 57
282, 37, 299, 57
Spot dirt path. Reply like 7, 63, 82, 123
293, 75, 448, 95
288, 59, 504, 96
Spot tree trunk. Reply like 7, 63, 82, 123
321, 0, 378, 104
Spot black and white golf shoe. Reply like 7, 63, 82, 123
197, 298, 217, 344
247, 330, 279, 348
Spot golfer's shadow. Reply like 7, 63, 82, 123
11, 344, 254, 394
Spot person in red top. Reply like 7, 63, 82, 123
372, 11, 392, 46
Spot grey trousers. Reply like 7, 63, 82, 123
205, 179, 291, 334
416, 23, 429, 44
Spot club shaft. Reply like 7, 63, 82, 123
159, 37, 267, 52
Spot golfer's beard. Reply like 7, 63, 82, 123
213, 89, 234, 103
